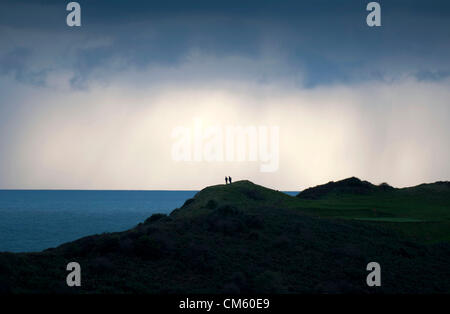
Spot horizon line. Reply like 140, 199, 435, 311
0, 177, 448, 192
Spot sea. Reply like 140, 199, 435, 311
0, 190, 197, 253
0, 190, 298, 253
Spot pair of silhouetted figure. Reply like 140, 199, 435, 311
225, 176, 232, 184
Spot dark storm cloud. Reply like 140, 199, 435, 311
1, 0, 450, 88
416, 70, 450, 82
0, 1, 450, 189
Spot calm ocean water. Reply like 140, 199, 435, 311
0, 190, 197, 253
0, 190, 298, 253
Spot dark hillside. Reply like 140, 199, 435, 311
1, 180, 449, 294
297, 177, 395, 199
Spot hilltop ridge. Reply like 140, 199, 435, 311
297, 177, 395, 199
296, 177, 450, 199
1, 179, 450, 294
171, 180, 294, 218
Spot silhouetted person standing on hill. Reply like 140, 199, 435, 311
225, 176, 228, 184
229, 176, 232, 184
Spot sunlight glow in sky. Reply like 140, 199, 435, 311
1, 0, 449, 190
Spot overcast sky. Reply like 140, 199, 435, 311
0, 0, 449, 190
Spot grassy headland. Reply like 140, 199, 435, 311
0, 178, 449, 294
296, 177, 450, 243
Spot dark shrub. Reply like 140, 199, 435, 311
231, 272, 247, 288
314, 280, 360, 294
329, 244, 364, 260
127, 229, 145, 240
90, 256, 114, 273
378, 182, 394, 191
248, 231, 260, 240
181, 242, 215, 272
244, 215, 264, 229
217, 205, 242, 216
398, 247, 413, 258
144, 213, 167, 224
243, 189, 265, 200
146, 225, 160, 235
118, 237, 134, 254
181, 198, 195, 208
251, 271, 286, 293
207, 213, 246, 235
61, 236, 97, 257
223, 282, 240, 294
94, 236, 119, 254
206, 199, 218, 209
133, 235, 165, 259
273, 235, 291, 249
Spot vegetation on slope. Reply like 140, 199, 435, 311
0, 179, 449, 294
295, 177, 450, 242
